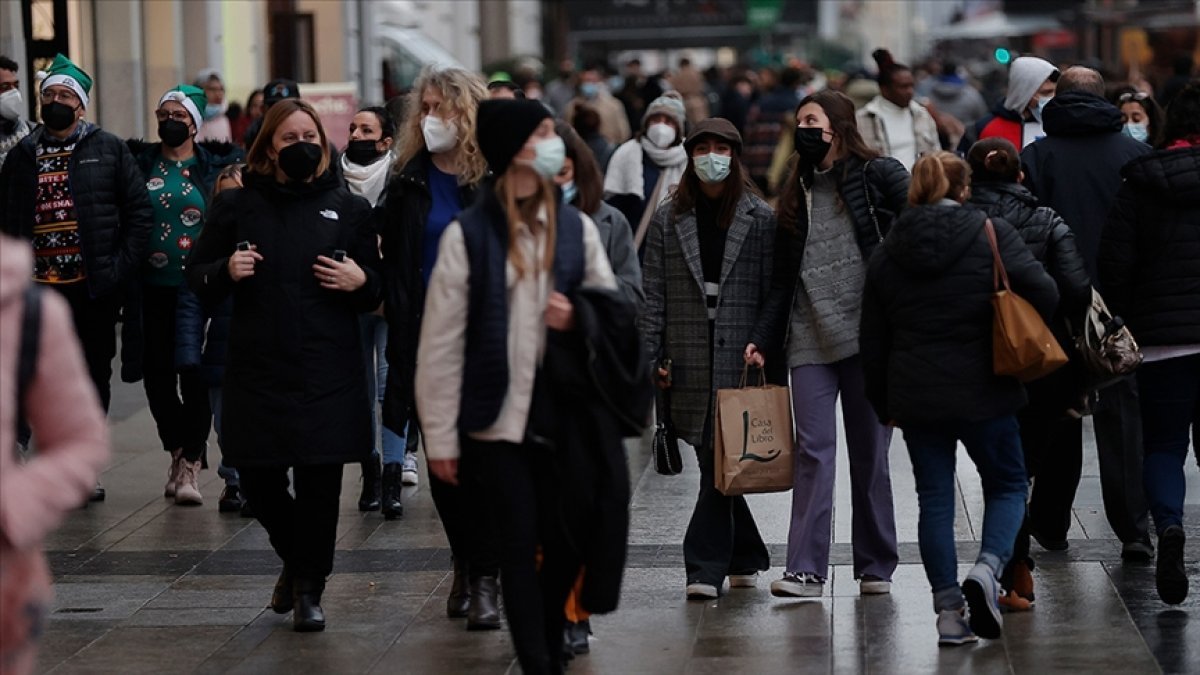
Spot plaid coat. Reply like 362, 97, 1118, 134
639, 192, 778, 446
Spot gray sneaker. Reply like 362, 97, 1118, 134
963, 563, 1002, 639
937, 608, 978, 646
401, 452, 419, 486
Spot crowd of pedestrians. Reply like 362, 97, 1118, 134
0, 47, 1197, 675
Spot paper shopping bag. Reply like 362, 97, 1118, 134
714, 367, 794, 496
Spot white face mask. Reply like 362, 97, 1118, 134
422, 115, 459, 154
0, 88, 22, 122
693, 152, 732, 184
646, 122, 676, 149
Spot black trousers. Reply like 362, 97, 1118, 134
141, 285, 211, 462
50, 282, 120, 412
461, 437, 581, 675
238, 464, 344, 581
683, 413, 770, 586
417, 417, 499, 579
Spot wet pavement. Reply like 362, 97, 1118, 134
37, 380, 1200, 674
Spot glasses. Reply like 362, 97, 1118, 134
156, 109, 192, 123
40, 89, 79, 105
1118, 91, 1150, 103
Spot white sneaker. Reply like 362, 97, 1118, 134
859, 575, 892, 595
728, 572, 759, 588
685, 582, 720, 600
770, 572, 824, 598
174, 460, 203, 506
937, 608, 978, 646
401, 452, 419, 486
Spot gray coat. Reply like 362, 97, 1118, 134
638, 192, 777, 446
592, 201, 644, 307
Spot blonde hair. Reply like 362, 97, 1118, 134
245, 99, 331, 179
909, 151, 971, 206
494, 173, 557, 278
395, 66, 489, 186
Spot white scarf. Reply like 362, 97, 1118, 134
639, 136, 687, 169
341, 152, 394, 207
604, 138, 688, 207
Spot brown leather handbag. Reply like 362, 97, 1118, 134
983, 219, 1069, 382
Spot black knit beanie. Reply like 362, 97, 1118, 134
476, 99, 552, 175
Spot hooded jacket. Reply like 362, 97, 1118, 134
1100, 145, 1200, 347
1021, 91, 1152, 284
860, 204, 1059, 425
961, 57, 1058, 153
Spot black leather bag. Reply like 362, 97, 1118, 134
652, 388, 683, 476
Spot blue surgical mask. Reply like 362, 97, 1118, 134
524, 137, 566, 179
1122, 122, 1149, 144
580, 82, 600, 99
561, 180, 578, 204
1032, 95, 1052, 123
693, 153, 732, 184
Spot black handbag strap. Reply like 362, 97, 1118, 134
16, 283, 43, 435
861, 159, 884, 243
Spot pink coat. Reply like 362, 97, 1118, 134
0, 235, 109, 674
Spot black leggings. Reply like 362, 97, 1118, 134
238, 464, 345, 581
141, 285, 211, 461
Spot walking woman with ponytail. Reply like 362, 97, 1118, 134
414, 99, 617, 674
860, 151, 1058, 645
747, 90, 909, 600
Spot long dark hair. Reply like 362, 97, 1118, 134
777, 90, 879, 232
1160, 81, 1200, 146
671, 137, 759, 230
555, 120, 603, 214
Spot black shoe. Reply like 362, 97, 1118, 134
567, 618, 590, 654
292, 577, 326, 632
447, 561, 470, 618
381, 463, 404, 520
240, 500, 255, 518
1121, 539, 1154, 562
1030, 529, 1068, 552
218, 485, 245, 513
358, 458, 381, 512
271, 567, 294, 614
90, 483, 106, 502
467, 576, 502, 630
1156, 526, 1188, 605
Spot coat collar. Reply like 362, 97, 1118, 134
672, 193, 760, 296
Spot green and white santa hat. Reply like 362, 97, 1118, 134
39, 53, 93, 108
158, 84, 208, 130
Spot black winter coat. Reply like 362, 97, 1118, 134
1100, 145, 1200, 347
1020, 92, 1151, 284
0, 125, 155, 299
378, 153, 479, 434
860, 204, 1060, 425
185, 170, 382, 467
750, 154, 910, 357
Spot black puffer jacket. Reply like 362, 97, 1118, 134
1020, 92, 1151, 283
860, 203, 1059, 425
1100, 145, 1200, 347
750, 154, 910, 356
185, 170, 382, 467
0, 125, 154, 299
378, 152, 480, 433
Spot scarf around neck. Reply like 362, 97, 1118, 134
341, 152, 394, 207
639, 136, 688, 168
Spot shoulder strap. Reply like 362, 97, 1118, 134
861, 159, 884, 242
982, 218, 1010, 293
634, 173, 667, 249
16, 283, 43, 431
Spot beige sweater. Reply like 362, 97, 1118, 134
415, 211, 617, 461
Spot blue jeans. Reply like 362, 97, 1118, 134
360, 314, 406, 464
210, 387, 239, 487
903, 415, 1027, 612
1139, 354, 1200, 534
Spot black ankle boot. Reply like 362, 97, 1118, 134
271, 566, 293, 614
467, 575, 501, 630
381, 462, 404, 520
358, 458, 381, 512
293, 577, 326, 632
447, 560, 470, 618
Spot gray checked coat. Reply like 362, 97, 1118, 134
638, 192, 780, 447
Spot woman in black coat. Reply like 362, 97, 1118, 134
1100, 83, 1200, 605
967, 137, 1092, 609
186, 99, 381, 632
861, 152, 1058, 645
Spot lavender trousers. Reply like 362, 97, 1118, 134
786, 356, 899, 580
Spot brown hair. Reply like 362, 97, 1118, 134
671, 138, 759, 230
494, 173, 558, 278
554, 121, 603, 214
245, 99, 331, 178
212, 162, 244, 199
778, 90, 879, 232
909, 151, 971, 206
967, 138, 1020, 183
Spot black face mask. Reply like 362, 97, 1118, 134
42, 101, 78, 132
344, 139, 383, 166
277, 141, 323, 182
158, 120, 191, 148
794, 126, 832, 166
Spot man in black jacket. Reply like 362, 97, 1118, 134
0, 55, 153, 449
1020, 66, 1154, 560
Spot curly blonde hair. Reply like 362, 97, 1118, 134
394, 66, 489, 186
